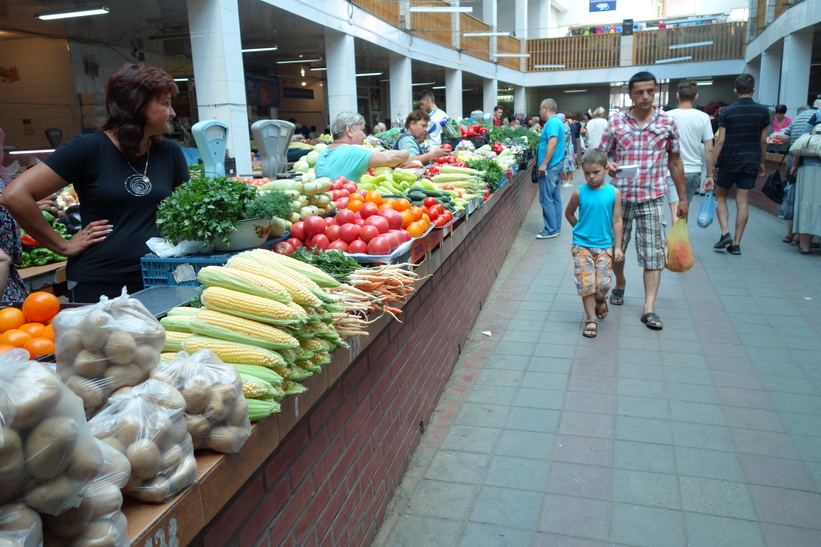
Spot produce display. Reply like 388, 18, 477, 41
18, 210, 71, 268
0, 291, 60, 359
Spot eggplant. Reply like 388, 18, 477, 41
58, 211, 82, 235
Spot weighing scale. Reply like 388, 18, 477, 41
191, 120, 229, 178
251, 119, 295, 178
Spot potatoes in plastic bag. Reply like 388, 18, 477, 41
87, 379, 196, 503
150, 350, 250, 453
42, 439, 130, 546
0, 349, 103, 516
0, 503, 43, 547
53, 289, 165, 417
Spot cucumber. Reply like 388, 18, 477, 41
407, 191, 428, 202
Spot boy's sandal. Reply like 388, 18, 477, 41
595, 299, 609, 319
609, 289, 625, 306
783, 235, 794, 243
640, 312, 663, 330
582, 320, 598, 338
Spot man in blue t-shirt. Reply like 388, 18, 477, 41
536, 98, 566, 239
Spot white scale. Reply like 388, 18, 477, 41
191, 120, 229, 178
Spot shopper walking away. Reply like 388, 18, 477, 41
781, 98, 820, 244
418, 89, 449, 148
665, 80, 716, 223
1, 63, 189, 303
565, 149, 624, 338
712, 73, 770, 255
789, 109, 821, 254
536, 99, 566, 239
599, 71, 687, 331
586, 107, 608, 150
561, 114, 575, 187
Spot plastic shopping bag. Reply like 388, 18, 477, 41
665, 219, 695, 273
697, 190, 717, 228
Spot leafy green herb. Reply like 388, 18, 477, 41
244, 190, 291, 221
466, 158, 505, 192
290, 247, 362, 284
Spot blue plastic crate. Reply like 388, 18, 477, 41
141, 253, 238, 287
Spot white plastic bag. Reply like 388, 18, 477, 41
146, 237, 214, 258
0, 503, 42, 547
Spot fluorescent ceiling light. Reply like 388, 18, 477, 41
355, 72, 382, 77
36, 7, 109, 20
493, 53, 530, 58
669, 41, 713, 50
310, 67, 327, 71
8, 149, 55, 154
564, 89, 587, 93
463, 32, 509, 37
432, 86, 446, 89
696, 81, 713, 86
412, 82, 435, 86
409, 6, 472, 13
534, 64, 566, 69
655, 56, 692, 64
242, 46, 278, 53
173, 78, 189, 82
276, 58, 322, 64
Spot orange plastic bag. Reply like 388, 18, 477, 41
665, 219, 695, 273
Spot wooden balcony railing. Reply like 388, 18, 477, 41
460, 14, 490, 61
350, 0, 400, 27
497, 35, 523, 70
633, 22, 746, 65
410, 1, 453, 49
528, 33, 621, 71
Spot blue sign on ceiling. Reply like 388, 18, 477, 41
590, 0, 616, 11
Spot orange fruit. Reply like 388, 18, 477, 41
0, 343, 16, 355
393, 198, 411, 212
40, 324, 55, 341
379, 198, 395, 210
409, 206, 424, 221
349, 192, 365, 202
18, 322, 45, 338
400, 211, 414, 229
422, 213, 431, 224
23, 337, 55, 359
347, 199, 364, 213
0, 307, 26, 333
0, 329, 33, 348
406, 221, 424, 238
365, 191, 383, 206
22, 292, 61, 323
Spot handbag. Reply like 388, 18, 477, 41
697, 190, 717, 228
531, 164, 540, 183
789, 122, 821, 157
761, 155, 786, 204
778, 182, 795, 220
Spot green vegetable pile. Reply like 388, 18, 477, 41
489, 126, 538, 151
245, 190, 291, 221
466, 158, 505, 193
289, 247, 362, 284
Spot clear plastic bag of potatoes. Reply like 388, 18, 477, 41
42, 438, 131, 546
151, 350, 251, 453
87, 379, 198, 504
0, 349, 104, 516
53, 289, 166, 417
0, 503, 43, 547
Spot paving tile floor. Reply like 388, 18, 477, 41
373, 171, 821, 547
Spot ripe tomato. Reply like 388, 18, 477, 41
359, 225, 380, 243
290, 221, 306, 241
23, 337, 55, 359
409, 206, 424, 222
406, 222, 424, 238
359, 203, 379, 219
423, 197, 438, 207
335, 209, 355, 225
400, 211, 414, 229
378, 208, 403, 230
274, 241, 296, 254
393, 198, 411, 212
326, 224, 341, 241
339, 223, 361, 243
347, 199, 364, 213
0, 329, 32, 348
348, 239, 368, 253
379, 198, 395, 210
367, 236, 392, 255
22, 292, 61, 323
303, 216, 327, 238
327, 240, 349, 252
0, 307, 26, 333
349, 192, 365, 203
364, 215, 389, 234
365, 191, 383, 206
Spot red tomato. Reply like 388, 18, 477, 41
309, 234, 330, 251
286, 237, 302, 249
353, 217, 365, 226
326, 224, 341, 241
427, 208, 440, 221
359, 224, 380, 243
423, 197, 438, 207
364, 215, 389, 234
378, 208, 403, 230
325, 216, 336, 226
348, 239, 368, 253
274, 241, 296, 254
367, 236, 391, 255
382, 232, 400, 251
389, 229, 412, 243
327, 240, 348, 252
338, 223, 361, 243
290, 221, 306, 241
335, 209, 355, 225
333, 176, 348, 187
359, 203, 379, 219
303, 215, 327, 237
335, 197, 349, 210
343, 183, 358, 194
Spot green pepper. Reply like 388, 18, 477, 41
62, 233, 72, 240
17, 252, 31, 268
53, 222, 67, 234
42, 211, 55, 223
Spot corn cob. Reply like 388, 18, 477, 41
246, 249, 340, 288
436, 165, 482, 176
239, 373, 277, 399
200, 286, 306, 325
161, 352, 177, 361
230, 363, 283, 385
167, 306, 200, 317
160, 315, 193, 333
310, 351, 331, 366
300, 338, 329, 353
242, 250, 322, 291
163, 330, 192, 352
226, 256, 323, 307
197, 265, 292, 303
282, 381, 308, 396
246, 399, 280, 421
190, 309, 299, 351
182, 335, 286, 368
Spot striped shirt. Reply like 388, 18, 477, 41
716, 98, 770, 173
600, 107, 679, 203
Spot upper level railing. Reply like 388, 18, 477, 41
633, 22, 747, 65
528, 32, 621, 71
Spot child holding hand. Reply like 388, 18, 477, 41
565, 149, 624, 338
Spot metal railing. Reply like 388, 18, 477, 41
633, 22, 747, 65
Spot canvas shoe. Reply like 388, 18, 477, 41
536, 231, 560, 239
713, 233, 732, 249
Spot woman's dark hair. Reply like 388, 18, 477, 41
775, 104, 787, 115
404, 109, 430, 129
101, 63, 178, 160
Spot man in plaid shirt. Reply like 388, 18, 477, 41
600, 71, 687, 331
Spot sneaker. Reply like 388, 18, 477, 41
536, 231, 560, 239
713, 233, 732, 249
561, 183, 572, 188
727, 244, 742, 255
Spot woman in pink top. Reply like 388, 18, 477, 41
772, 104, 792, 133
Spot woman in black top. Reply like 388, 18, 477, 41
0, 63, 189, 302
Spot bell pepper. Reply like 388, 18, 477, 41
434, 156, 450, 164
53, 222, 68, 235
42, 211, 55, 223
427, 166, 439, 175
17, 252, 31, 268
30, 248, 52, 266
21, 234, 40, 247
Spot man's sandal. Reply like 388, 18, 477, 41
640, 312, 663, 330
582, 320, 598, 338
609, 289, 625, 306
595, 299, 609, 319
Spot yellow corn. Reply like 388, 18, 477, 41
300, 338, 329, 352
182, 335, 285, 368
242, 250, 322, 291
192, 309, 299, 349
163, 330, 191, 352
226, 256, 322, 307
197, 265, 292, 303
246, 249, 340, 287
201, 286, 306, 325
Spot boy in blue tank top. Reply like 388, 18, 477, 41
565, 149, 624, 338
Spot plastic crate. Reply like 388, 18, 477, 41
141, 253, 237, 287
443, 134, 486, 149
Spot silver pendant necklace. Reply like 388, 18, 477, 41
124, 146, 150, 183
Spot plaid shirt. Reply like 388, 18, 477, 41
600, 107, 679, 203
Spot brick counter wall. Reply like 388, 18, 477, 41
195, 171, 538, 546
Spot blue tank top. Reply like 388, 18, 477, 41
573, 183, 616, 248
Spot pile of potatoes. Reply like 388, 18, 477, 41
0, 504, 42, 547
0, 351, 103, 517
87, 379, 197, 504
150, 350, 251, 453
53, 292, 166, 417
41, 439, 130, 546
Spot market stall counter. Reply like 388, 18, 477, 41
120, 164, 536, 546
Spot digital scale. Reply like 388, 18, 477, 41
251, 119, 295, 178
191, 120, 229, 178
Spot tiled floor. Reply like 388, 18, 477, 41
373, 171, 821, 547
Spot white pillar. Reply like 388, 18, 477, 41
389, 53, 412, 128
780, 31, 813, 116
745, 62, 761, 101
483, 0, 498, 58
528, 0, 549, 38
514, 0, 527, 39
445, 68, 463, 119
324, 31, 358, 120
484, 78, 498, 115
757, 49, 780, 107
188, 0, 251, 174
514, 85, 527, 119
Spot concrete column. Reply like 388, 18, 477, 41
757, 49, 781, 107
620, 35, 634, 67
514, 0, 527, 39
528, 0, 549, 38
484, 78, 498, 115
188, 0, 251, 174
514, 85, 527, 118
780, 31, 813, 116
324, 31, 358, 120
451, 10, 460, 50
483, 0, 498, 59
445, 68, 463, 119
389, 53, 413, 128
745, 62, 761, 101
